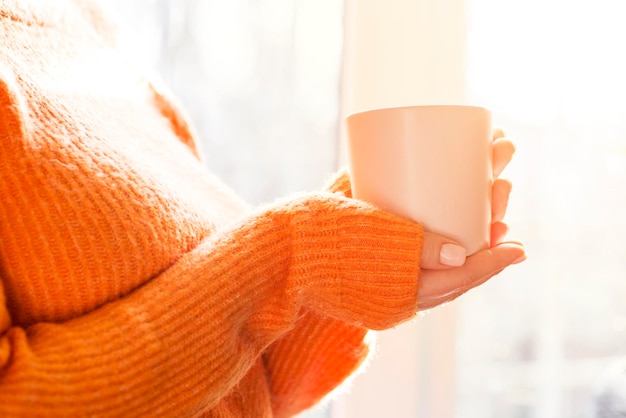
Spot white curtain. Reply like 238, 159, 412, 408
458, 0, 626, 417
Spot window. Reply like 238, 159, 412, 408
107, 0, 343, 205
458, 0, 626, 416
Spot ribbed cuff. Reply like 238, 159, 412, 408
288, 194, 423, 330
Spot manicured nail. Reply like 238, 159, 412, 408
512, 254, 527, 264
440, 244, 467, 266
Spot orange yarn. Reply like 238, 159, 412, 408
0, 1, 423, 416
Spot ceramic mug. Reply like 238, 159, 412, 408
346, 105, 493, 255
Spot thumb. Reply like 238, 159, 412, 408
421, 231, 467, 269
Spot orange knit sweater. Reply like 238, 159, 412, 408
0, 1, 424, 416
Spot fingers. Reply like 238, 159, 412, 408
492, 131, 515, 225
417, 242, 526, 311
491, 178, 512, 223
492, 128, 506, 141
493, 138, 515, 178
490, 221, 509, 247
420, 231, 467, 269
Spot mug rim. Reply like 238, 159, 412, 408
345, 104, 490, 121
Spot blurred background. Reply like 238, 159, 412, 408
107, 0, 626, 417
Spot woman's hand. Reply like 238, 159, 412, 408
416, 129, 526, 310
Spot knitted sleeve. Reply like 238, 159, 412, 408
0, 192, 423, 417
262, 169, 372, 417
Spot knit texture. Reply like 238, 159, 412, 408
0, 1, 424, 416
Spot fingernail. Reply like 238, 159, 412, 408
440, 244, 467, 266
512, 254, 527, 264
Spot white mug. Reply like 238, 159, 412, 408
346, 105, 493, 255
